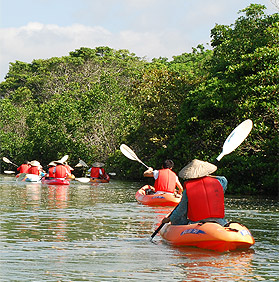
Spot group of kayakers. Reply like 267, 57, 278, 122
143, 158, 228, 226
16, 159, 109, 181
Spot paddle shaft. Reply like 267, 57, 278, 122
3, 157, 18, 167
150, 204, 179, 239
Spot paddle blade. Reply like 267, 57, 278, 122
120, 144, 149, 168
59, 155, 69, 163
216, 119, 253, 161
120, 144, 139, 161
2, 157, 18, 167
79, 159, 88, 167
3, 157, 11, 163
4, 170, 15, 174
75, 177, 91, 183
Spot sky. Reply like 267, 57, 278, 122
0, 0, 278, 82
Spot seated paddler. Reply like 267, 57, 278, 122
166, 159, 228, 226
143, 159, 183, 195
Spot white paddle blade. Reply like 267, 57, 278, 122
3, 157, 11, 163
120, 144, 149, 168
120, 144, 139, 161
75, 177, 91, 183
60, 155, 69, 163
216, 119, 253, 161
79, 160, 88, 167
4, 170, 15, 174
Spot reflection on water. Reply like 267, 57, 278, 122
0, 175, 278, 281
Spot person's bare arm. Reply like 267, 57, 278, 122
143, 167, 154, 177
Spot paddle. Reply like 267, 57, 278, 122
4, 170, 15, 174
2, 157, 18, 167
216, 119, 253, 161
75, 177, 91, 183
150, 119, 253, 240
79, 159, 88, 167
120, 144, 149, 169
59, 155, 69, 163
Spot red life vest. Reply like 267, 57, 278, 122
28, 166, 40, 175
90, 167, 105, 178
48, 167, 55, 177
54, 165, 68, 178
17, 164, 30, 173
154, 169, 177, 193
185, 176, 225, 222
65, 165, 72, 174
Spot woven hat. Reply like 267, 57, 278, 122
54, 160, 64, 165
30, 160, 40, 167
92, 162, 105, 168
48, 161, 56, 167
179, 159, 217, 179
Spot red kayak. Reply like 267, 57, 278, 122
135, 185, 182, 206
41, 177, 70, 185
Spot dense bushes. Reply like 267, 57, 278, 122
1, 5, 278, 195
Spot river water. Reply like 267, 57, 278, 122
0, 174, 278, 281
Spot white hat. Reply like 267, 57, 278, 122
48, 161, 56, 167
179, 159, 217, 179
30, 160, 40, 167
54, 160, 64, 165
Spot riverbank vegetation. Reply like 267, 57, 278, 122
0, 5, 278, 195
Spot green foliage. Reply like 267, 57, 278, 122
0, 5, 278, 195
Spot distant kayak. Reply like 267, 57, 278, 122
41, 177, 70, 185
89, 176, 110, 183
16, 173, 41, 183
160, 221, 255, 252
135, 186, 182, 206
90, 178, 109, 183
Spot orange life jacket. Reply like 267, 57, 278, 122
54, 165, 68, 178
185, 176, 225, 222
48, 166, 55, 178
28, 166, 40, 175
154, 168, 177, 193
17, 164, 30, 173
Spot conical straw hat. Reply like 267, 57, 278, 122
48, 161, 56, 167
179, 159, 217, 179
92, 162, 105, 167
30, 160, 40, 167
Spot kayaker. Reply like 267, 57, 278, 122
166, 159, 228, 226
143, 160, 183, 195
64, 162, 75, 179
17, 160, 30, 174
28, 160, 43, 176
53, 160, 70, 178
46, 161, 56, 178
89, 162, 109, 180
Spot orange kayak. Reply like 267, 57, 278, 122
160, 221, 255, 252
135, 186, 182, 206
89, 176, 110, 183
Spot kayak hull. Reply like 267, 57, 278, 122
89, 177, 110, 183
16, 173, 41, 183
41, 177, 70, 185
160, 222, 255, 252
135, 186, 182, 206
